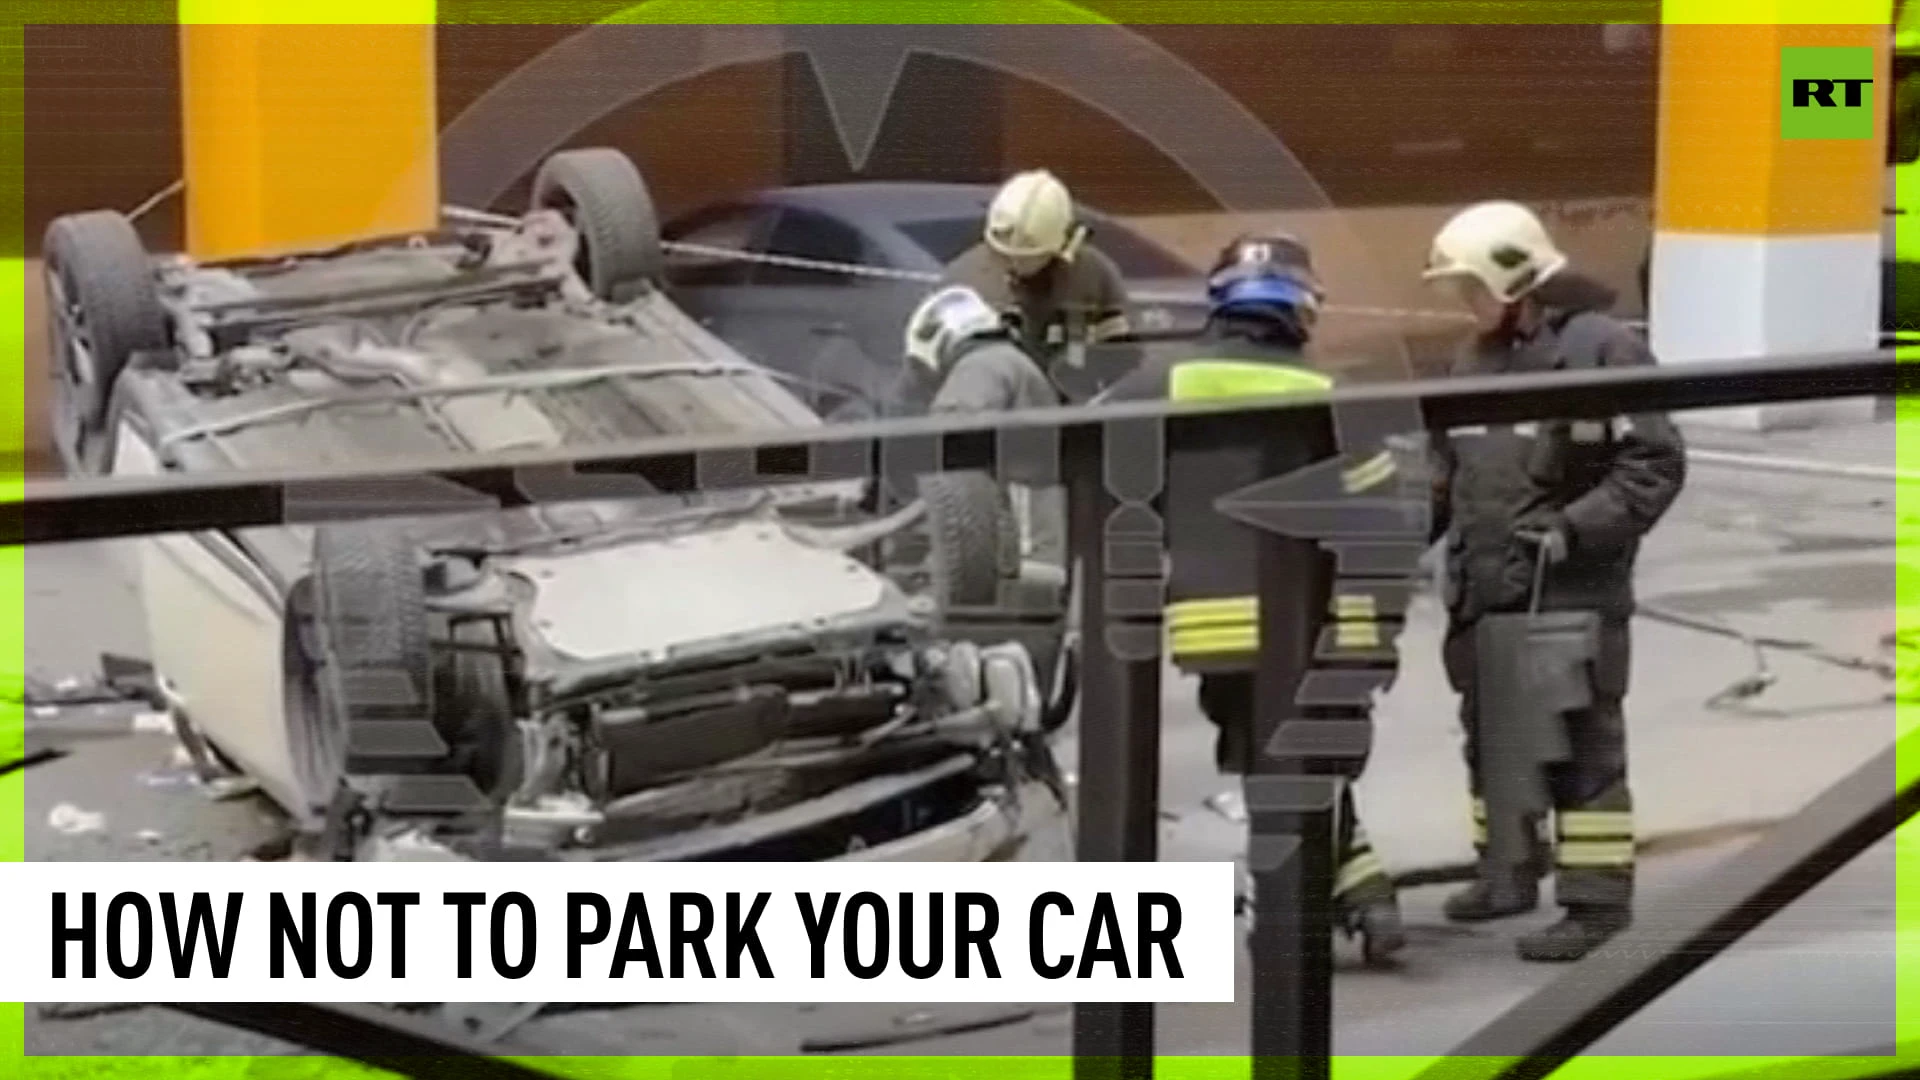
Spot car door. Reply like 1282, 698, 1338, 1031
659, 203, 780, 345
738, 208, 902, 417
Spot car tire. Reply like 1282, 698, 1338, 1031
42, 210, 167, 470
311, 523, 490, 815
919, 471, 1021, 607
433, 617, 520, 799
530, 147, 663, 304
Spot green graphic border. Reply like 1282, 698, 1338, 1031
1, 2, 1912, 1079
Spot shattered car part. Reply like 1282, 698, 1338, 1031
43, 146, 1071, 871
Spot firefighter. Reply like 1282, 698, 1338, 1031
1420, 200, 1686, 963
943, 169, 1133, 401
893, 284, 1068, 570
1097, 234, 1406, 965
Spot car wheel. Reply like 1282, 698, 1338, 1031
42, 210, 167, 474
530, 147, 663, 303
433, 617, 521, 799
309, 523, 491, 816
919, 471, 1021, 608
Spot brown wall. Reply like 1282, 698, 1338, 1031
25, 23, 1658, 249
1005, 24, 1657, 214
22, 22, 1660, 466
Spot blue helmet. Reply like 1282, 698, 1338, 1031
1205, 234, 1324, 329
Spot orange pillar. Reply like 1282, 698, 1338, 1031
180, 11, 438, 262
1650, 2, 1890, 428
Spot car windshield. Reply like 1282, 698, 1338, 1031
898, 214, 1194, 278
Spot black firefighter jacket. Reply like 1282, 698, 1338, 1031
1431, 275, 1688, 626
1096, 330, 1336, 670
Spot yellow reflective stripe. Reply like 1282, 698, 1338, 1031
1342, 450, 1398, 494
1332, 590, 1379, 651
1336, 621, 1381, 648
1333, 594, 1376, 619
1168, 597, 1258, 659
1168, 359, 1333, 402
1171, 631, 1258, 658
1174, 598, 1380, 651
1557, 811, 1635, 840
1172, 597, 1258, 620
1336, 851, 1389, 898
1557, 841, 1636, 868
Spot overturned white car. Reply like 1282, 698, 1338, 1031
44, 147, 1073, 863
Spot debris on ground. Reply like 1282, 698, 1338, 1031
135, 829, 164, 845
201, 776, 261, 801
47, 803, 106, 835
438, 1002, 548, 1044
138, 769, 195, 789
800, 1004, 1066, 1052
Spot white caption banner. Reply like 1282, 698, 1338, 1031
0, 860, 1236, 1004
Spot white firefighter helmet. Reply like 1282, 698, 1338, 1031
1422, 200, 1568, 304
984, 170, 1077, 263
905, 285, 1006, 375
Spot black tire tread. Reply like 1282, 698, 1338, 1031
314, 524, 432, 682
43, 210, 166, 429
312, 524, 445, 784
919, 471, 1019, 607
530, 147, 663, 303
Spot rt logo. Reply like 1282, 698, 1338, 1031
1780, 46, 1876, 140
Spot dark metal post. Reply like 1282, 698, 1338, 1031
1068, 423, 1164, 1080
1244, 419, 1340, 1080
166, 1002, 571, 1080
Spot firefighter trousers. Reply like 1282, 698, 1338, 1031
1195, 672, 1396, 909
1442, 615, 1636, 913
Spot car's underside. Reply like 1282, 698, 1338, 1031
44, 150, 1073, 866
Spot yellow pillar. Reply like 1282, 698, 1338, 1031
1651, 0, 1891, 428
180, 4, 439, 262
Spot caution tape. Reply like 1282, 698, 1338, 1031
127, 183, 1635, 328
445, 201, 1489, 324
660, 239, 1487, 324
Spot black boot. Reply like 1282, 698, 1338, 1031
1443, 874, 1539, 923
1347, 897, 1407, 967
1516, 907, 1630, 963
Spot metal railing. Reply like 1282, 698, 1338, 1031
5, 346, 1913, 1080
